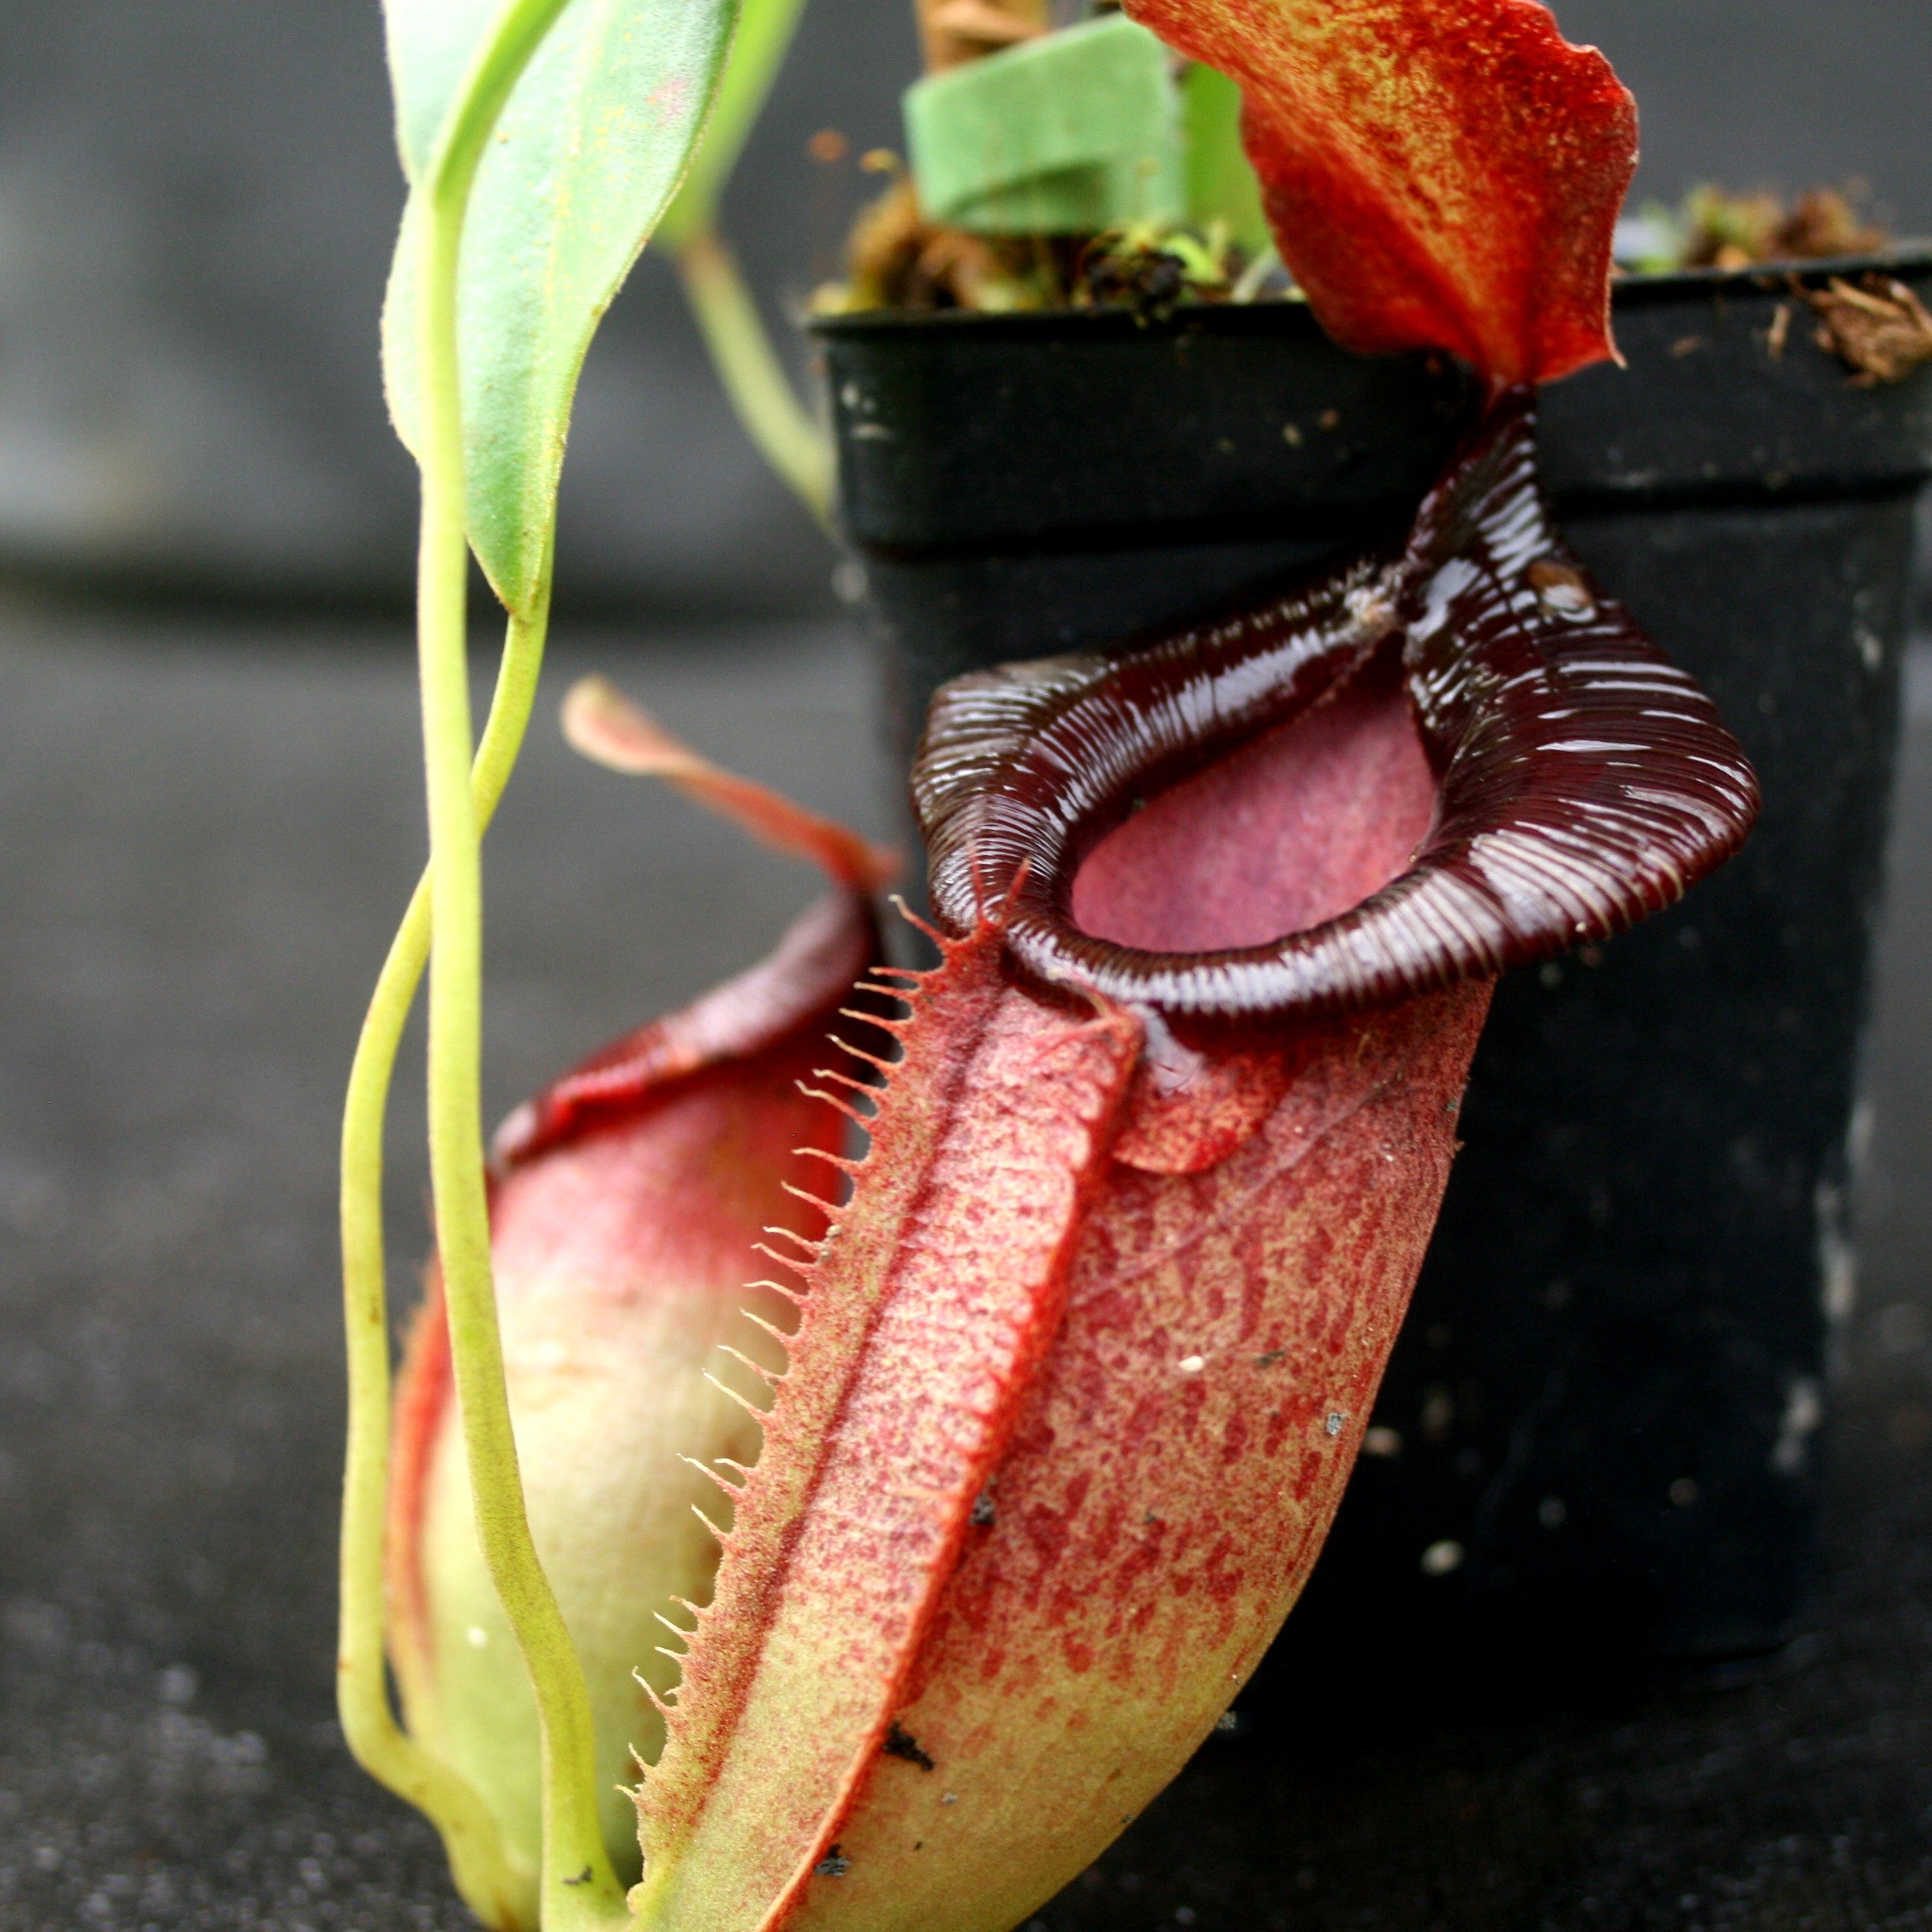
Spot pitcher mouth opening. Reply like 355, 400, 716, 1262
912, 391, 1761, 1029
1068, 637, 1437, 956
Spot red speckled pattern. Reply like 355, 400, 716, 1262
634, 924, 1490, 1932
814, 979, 1490, 1932
635, 930, 1143, 1931
1121, 0, 1636, 386
632, 401, 1756, 1932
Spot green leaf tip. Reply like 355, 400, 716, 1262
382, 0, 741, 613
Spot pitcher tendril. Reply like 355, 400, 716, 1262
343, 0, 693, 1924
411, 5, 631, 1928
337, 584, 549, 1931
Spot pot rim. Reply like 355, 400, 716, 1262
810, 243, 1932, 341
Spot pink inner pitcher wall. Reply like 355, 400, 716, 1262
1070, 661, 1439, 953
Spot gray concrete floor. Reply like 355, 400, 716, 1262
1, 604, 1930, 1931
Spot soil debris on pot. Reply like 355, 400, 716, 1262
822, 175, 1265, 316
828, 177, 1904, 318
1799, 274, 1932, 384
1619, 183, 1892, 275
1683, 185, 1887, 269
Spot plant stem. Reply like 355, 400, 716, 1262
337, 581, 551, 1931
676, 228, 836, 532
409, 5, 630, 1927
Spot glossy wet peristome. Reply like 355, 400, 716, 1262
914, 391, 1762, 1026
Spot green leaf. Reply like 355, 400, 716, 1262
654, 0, 808, 251
903, 15, 1184, 236
383, 0, 739, 613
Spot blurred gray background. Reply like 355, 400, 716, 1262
0, 0, 1925, 616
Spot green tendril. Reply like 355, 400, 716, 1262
336, 582, 551, 1932
675, 227, 836, 531
338, 1, 634, 1927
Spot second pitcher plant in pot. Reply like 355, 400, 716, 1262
343, 0, 1761, 1928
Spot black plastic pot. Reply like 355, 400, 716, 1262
815, 250, 1932, 1677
